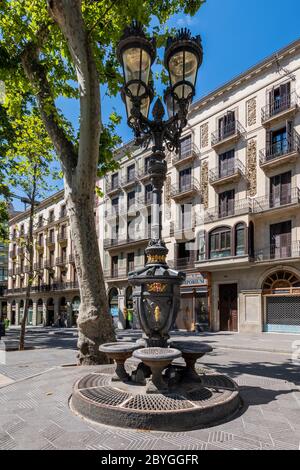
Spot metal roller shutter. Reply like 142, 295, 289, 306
265, 296, 300, 333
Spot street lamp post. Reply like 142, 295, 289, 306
117, 22, 203, 347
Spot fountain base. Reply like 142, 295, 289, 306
70, 365, 241, 431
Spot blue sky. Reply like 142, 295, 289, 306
12, 0, 300, 209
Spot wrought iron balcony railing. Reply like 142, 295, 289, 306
46, 237, 55, 246
211, 120, 246, 146
57, 233, 67, 243
252, 187, 300, 213
34, 262, 44, 271
255, 241, 300, 262
121, 172, 137, 187
172, 143, 200, 165
56, 256, 68, 266
259, 133, 300, 165
204, 198, 252, 223
44, 259, 55, 269
209, 159, 245, 183
261, 91, 299, 122
106, 178, 120, 194
104, 228, 151, 249
170, 177, 199, 198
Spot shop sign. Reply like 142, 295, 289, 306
182, 272, 207, 287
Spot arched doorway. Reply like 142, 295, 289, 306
46, 298, 54, 326
37, 299, 43, 325
108, 288, 119, 326
59, 297, 67, 327
125, 286, 133, 329
262, 270, 300, 333
71, 296, 80, 327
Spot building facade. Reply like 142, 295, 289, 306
6, 191, 81, 327
0, 241, 8, 321
102, 38, 300, 334
6, 38, 300, 334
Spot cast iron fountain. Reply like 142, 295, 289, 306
70, 22, 241, 431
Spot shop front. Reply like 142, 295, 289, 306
176, 272, 210, 331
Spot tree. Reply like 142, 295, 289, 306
0, 0, 205, 364
6, 111, 58, 349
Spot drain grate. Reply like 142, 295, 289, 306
80, 386, 130, 406
187, 388, 213, 402
77, 374, 110, 390
201, 375, 235, 390
123, 393, 193, 411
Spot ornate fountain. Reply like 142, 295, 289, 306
70, 23, 241, 431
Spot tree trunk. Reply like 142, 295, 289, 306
65, 183, 115, 365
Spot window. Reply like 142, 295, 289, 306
197, 231, 206, 261
180, 135, 192, 159
127, 253, 134, 273
38, 215, 44, 227
60, 205, 66, 218
49, 229, 55, 243
209, 227, 231, 259
38, 253, 43, 268
111, 256, 118, 277
270, 220, 291, 259
179, 168, 192, 192
218, 190, 235, 218
180, 204, 192, 230
218, 111, 235, 139
127, 164, 135, 182
111, 173, 119, 189
145, 184, 153, 204
49, 210, 54, 223
61, 247, 67, 262
111, 197, 119, 215
38, 233, 43, 246
235, 223, 245, 256
49, 250, 55, 266
270, 171, 291, 207
128, 191, 135, 209
269, 82, 291, 115
145, 157, 151, 172
268, 127, 289, 157
219, 149, 235, 178
20, 225, 24, 236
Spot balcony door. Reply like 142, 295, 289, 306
270, 221, 292, 259
180, 135, 192, 159
270, 171, 291, 207
218, 189, 235, 218
219, 149, 235, 178
269, 81, 291, 115
218, 111, 235, 139
179, 168, 192, 192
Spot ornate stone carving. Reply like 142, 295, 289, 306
200, 122, 209, 148
246, 139, 257, 197
200, 160, 209, 209
247, 98, 257, 127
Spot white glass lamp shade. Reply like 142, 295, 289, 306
123, 47, 151, 89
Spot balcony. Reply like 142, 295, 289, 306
104, 229, 151, 250
261, 91, 299, 126
104, 268, 128, 280
106, 177, 120, 196
144, 193, 154, 207
209, 160, 245, 187
57, 233, 67, 244
252, 187, 300, 214
204, 198, 251, 223
44, 260, 55, 270
170, 178, 199, 201
259, 133, 300, 171
137, 166, 151, 181
17, 247, 25, 257
46, 237, 55, 247
34, 262, 44, 272
121, 172, 137, 189
105, 206, 120, 219
69, 254, 75, 264
255, 241, 300, 262
52, 281, 79, 291
211, 120, 246, 150
56, 256, 68, 267
172, 256, 196, 270
172, 143, 199, 167
169, 221, 195, 240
